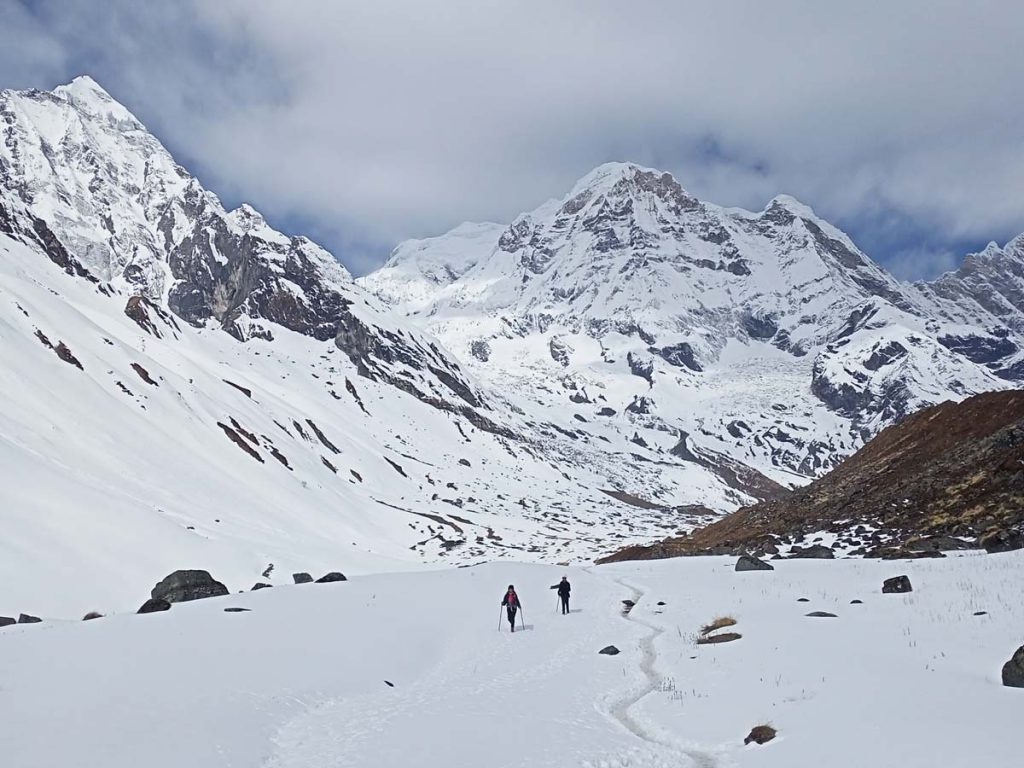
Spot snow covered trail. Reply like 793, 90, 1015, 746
605, 577, 720, 768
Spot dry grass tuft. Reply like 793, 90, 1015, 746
700, 616, 737, 636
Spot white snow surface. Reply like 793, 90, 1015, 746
1, 553, 1021, 768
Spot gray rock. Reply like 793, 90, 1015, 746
735, 554, 774, 572
293, 572, 314, 584
0, 616, 17, 627
316, 572, 348, 583
151, 570, 229, 603
18, 613, 42, 624
788, 544, 835, 559
138, 598, 171, 614
224, 607, 251, 613
851, 599, 864, 604
744, 725, 777, 745
251, 582, 273, 591
805, 611, 838, 618
599, 645, 620, 655
1002, 645, 1024, 688
882, 575, 913, 594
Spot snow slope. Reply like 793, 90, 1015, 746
1, 553, 1021, 767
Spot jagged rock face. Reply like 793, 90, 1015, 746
0, 76, 483, 413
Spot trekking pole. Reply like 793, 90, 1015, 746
555, 594, 560, 614
519, 606, 526, 631
498, 605, 504, 631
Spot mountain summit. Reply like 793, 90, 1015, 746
362, 162, 1024, 479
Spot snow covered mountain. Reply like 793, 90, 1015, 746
0, 79, 776, 617
362, 162, 1023, 483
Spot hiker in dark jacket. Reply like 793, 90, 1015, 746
501, 584, 521, 631
550, 575, 571, 614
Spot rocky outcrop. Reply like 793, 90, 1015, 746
600, 391, 1024, 563
1002, 645, 1024, 688
316, 572, 347, 583
882, 576, 912, 594
735, 555, 774, 572
151, 570, 229, 603
138, 598, 171, 614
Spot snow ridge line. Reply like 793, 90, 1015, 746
608, 577, 717, 768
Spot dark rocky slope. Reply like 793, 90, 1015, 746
599, 390, 1024, 562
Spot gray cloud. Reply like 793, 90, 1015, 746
3, 0, 1022, 277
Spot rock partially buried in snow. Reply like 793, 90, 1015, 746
735, 554, 774, 571
1002, 645, 1024, 688
223, 607, 251, 613
18, 614, 42, 624
697, 632, 742, 644
805, 611, 838, 618
744, 725, 777, 745
788, 544, 835, 559
251, 582, 273, 591
0, 616, 16, 628
138, 598, 171, 614
851, 599, 864, 604
882, 575, 913, 594
316, 572, 347, 583
598, 645, 620, 655
293, 572, 314, 584
151, 570, 229, 604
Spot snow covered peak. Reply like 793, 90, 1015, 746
50, 75, 141, 125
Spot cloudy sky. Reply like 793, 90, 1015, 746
2, 0, 1021, 278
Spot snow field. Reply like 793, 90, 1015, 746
1, 552, 1021, 768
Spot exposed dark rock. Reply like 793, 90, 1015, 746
151, 570, 229, 603
293, 572, 314, 584
55, 342, 84, 370
696, 632, 742, 644
882, 575, 912, 594
797, 598, 810, 602
1002, 645, 1024, 688
131, 362, 158, 386
744, 725, 777, 745
470, 339, 491, 362
805, 611, 838, 618
223, 379, 252, 398
653, 342, 702, 372
549, 336, 572, 367
979, 528, 1024, 554
316, 572, 348, 583
597, 407, 617, 417
224, 607, 251, 613
788, 544, 835, 559
138, 598, 171, 614
626, 352, 654, 384
82, 611, 104, 621
0, 616, 16, 628
217, 422, 264, 463
251, 582, 273, 591
735, 554, 774, 572
598, 645, 620, 655
851, 599, 864, 604
17, 613, 42, 624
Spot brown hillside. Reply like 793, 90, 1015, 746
599, 390, 1024, 562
